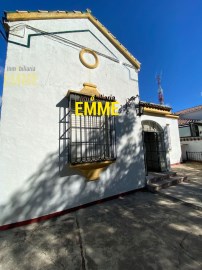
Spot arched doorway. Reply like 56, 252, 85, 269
142, 120, 167, 172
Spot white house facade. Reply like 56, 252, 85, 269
176, 105, 202, 161
0, 11, 181, 228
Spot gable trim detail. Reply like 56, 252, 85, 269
5, 11, 141, 70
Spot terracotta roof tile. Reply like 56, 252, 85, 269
176, 105, 202, 115
140, 101, 171, 111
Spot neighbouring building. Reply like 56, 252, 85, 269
0, 10, 181, 228
176, 105, 202, 161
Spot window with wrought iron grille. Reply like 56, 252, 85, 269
59, 92, 116, 166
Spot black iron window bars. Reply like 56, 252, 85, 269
59, 92, 117, 165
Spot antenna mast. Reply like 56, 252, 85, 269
156, 74, 164, 105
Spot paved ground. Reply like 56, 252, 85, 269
0, 162, 202, 270
158, 162, 202, 209
171, 162, 202, 185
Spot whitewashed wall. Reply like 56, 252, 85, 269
141, 114, 182, 167
181, 140, 202, 161
0, 18, 146, 226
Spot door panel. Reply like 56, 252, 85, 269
144, 131, 167, 172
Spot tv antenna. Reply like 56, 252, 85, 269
156, 74, 164, 105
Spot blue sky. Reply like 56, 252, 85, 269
0, 0, 202, 111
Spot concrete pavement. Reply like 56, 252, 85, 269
0, 190, 201, 270
0, 162, 202, 270
158, 162, 202, 209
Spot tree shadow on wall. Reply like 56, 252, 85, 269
1, 104, 145, 227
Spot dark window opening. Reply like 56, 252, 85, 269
179, 123, 202, 138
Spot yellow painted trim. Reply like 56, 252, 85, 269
143, 108, 179, 119
165, 114, 179, 119
5, 12, 140, 69
144, 108, 170, 115
79, 48, 99, 69
83, 82, 97, 88
87, 14, 140, 70
70, 161, 114, 180
6, 12, 89, 21
67, 82, 101, 97
66, 86, 101, 97
80, 82, 100, 96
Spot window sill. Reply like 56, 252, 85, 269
70, 160, 115, 180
